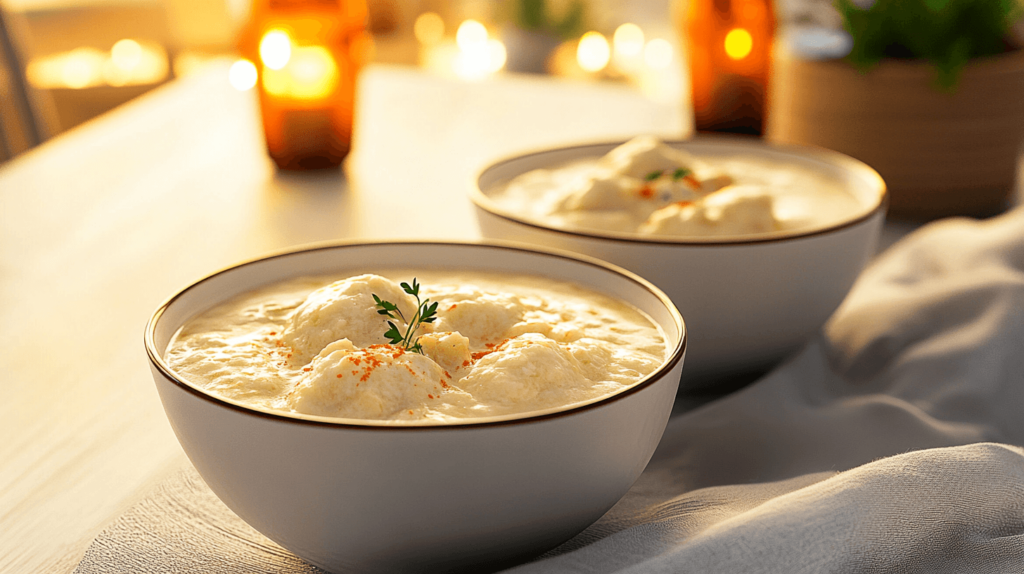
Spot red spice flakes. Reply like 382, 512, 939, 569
448, 304, 458, 311
638, 185, 655, 199
404, 365, 417, 377
471, 338, 511, 361
336, 374, 342, 378
461, 360, 471, 368
439, 378, 449, 389
684, 175, 701, 188
408, 410, 413, 415
675, 200, 693, 208
443, 370, 451, 379
427, 394, 434, 399
303, 367, 312, 372
269, 331, 277, 336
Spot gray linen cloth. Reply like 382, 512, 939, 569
76, 208, 1024, 573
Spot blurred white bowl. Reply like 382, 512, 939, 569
145, 241, 685, 573
471, 138, 886, 387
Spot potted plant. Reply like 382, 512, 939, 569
500, 0, 586, 74
766, 0, 1024, 219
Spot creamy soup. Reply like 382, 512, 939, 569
491, 136, 863, 238
165, 271, 668, 424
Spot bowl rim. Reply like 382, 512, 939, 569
470, 135, 889, 246
145, 240, 686, 431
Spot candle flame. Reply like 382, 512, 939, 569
262, 45, 338, 100
724, 28, 753, 60
260, 30, 292, 70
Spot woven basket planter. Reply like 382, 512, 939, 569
767, 47, 1024, 219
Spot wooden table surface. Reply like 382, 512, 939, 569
0, 61, 687, 573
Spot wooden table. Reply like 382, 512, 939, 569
0, 61, 687, 573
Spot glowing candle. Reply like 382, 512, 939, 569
239, 0, 369, 170
682, 0, 776, 136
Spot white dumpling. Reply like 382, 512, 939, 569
288, 340, 448, 419
640, 186, 777, 237
282, 274, 419, 360
457, 334, 588, 412
599, 136, 696, 180
556, 174, 636, 211
431, 289, 525, 346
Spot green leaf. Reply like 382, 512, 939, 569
555, 0, 586, 40
516, 0, 546, 30
421, 300, 438, 322
672, 168, 692, 180
922, 0, 952, 12
384, 321, 403, 344
644, 170, 663, 181
836, 0, 1018, 89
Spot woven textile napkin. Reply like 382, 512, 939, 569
77, 208, 1024, 573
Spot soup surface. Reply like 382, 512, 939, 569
165, 271, 668, 423
490, 136, 863, 238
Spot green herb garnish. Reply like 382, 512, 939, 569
644, 170, 664, 181
372, 279, 438, 354
672, 168, 692, 180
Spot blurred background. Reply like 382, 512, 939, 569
0, 0, 833, 142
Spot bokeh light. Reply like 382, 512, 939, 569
486, 39, 507, 72
262, 45, 338, 99
613, 24, 645, 57
644, 38, 673, 69
27, 43, 167, 89
61, 47, 104, 88
456, 19, 488, 52
110, 39, 143, 72
414, 12, 445, 45
260, 30, 291, 70
577, 31, 610, 73
724, 28, 753, 60
229, 58, 258, 91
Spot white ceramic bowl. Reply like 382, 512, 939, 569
145, 241, 685, 573
471, 137, 887, 387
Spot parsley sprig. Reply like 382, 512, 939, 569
372, 279, 438, 354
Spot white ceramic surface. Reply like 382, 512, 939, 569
145, 241, 686, 573
471, 137, 887, 386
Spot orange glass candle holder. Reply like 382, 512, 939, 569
682, 0, 776, 136
239, 0, 369, 170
